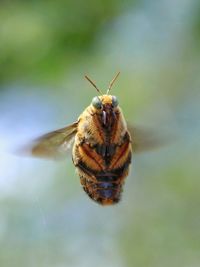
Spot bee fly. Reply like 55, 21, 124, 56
23, 72, 166, 205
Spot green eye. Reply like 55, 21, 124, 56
92, 96, 102, 109
112, 96, 118, 107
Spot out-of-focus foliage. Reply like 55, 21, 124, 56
0, 0, 135, 85
192, 1, 200, 43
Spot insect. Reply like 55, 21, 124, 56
24, 73, 166, 205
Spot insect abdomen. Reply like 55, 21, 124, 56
73, 133, 132, 205
82, 179, 122, 205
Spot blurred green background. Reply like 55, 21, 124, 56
0, 0, 200, 267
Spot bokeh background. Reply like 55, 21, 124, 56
0, 0, 200, 266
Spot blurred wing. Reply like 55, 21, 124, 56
128, 124, 173, 153
20, 121, 78, 159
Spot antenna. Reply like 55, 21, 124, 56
85, 75, 103, 95
107, 72, 120, 94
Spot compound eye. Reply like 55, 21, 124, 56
92, 96, 102, 109
112, 96, 118, 107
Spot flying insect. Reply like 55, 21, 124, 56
24, 73, 165, 205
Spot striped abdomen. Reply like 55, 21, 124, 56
78, 154, 131, 205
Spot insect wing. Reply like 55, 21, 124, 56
21, 122, 78, 159
128, 124, 172, 153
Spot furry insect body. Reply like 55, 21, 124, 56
72, 95, 132, 205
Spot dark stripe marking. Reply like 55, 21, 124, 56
76, 152, 131, 182
80, 143, 103, 171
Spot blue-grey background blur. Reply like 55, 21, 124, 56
0, 0, 200, 267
